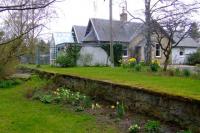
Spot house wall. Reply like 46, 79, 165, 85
77, 46, 111, 66
128, 34, 171, 64
172, 47, 197, 64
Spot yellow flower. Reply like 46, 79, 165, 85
128, 58, 136, 63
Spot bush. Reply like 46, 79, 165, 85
187, 51, 200, 65
144, 120, 160, 133
150, 60, 160, 72
56, 53, 75, 67
56, 44, 81, 67
183, 69, 191, 77
101, 44, 123, 66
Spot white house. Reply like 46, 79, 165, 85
172, 37, 199, 64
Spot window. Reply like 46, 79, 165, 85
123, 46, 128, 57
155, 44, 161, 57
179, 48, 184, 56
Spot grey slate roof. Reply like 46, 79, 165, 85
174, 36, 199, 48
83, 18, 144, 43
72, 25, 87, 43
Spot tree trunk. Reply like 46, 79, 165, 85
163, 54, 170, 71
144, 0, 152, 65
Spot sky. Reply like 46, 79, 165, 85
45, 0, 144, 34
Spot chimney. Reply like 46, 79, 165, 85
120, 7, 127, 22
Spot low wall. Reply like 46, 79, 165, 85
23, 68, 200, 132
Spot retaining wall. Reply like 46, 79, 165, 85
22, 68, 200, 132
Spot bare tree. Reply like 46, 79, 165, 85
152, 1, 199, 71
125, 0, 200, 65
0, 0, 57, 46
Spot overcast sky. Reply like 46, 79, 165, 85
43, 0, 199, 36
45, 0, 144, 34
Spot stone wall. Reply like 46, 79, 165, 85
24, 68, 200, 132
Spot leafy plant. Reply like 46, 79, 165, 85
187, 51, 200, 65
150, 60, 160, 72
56, 44, 81, 67
116, 101, 125, 118
183, 69, 191, 77
128, 124, 140, 133
0, 79, 22, 88
39, 94, 54, 104
135, 63, 142, 71
144, 120, 160, 133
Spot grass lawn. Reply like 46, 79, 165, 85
0, 76, 119, 133
24, 65, 200, 100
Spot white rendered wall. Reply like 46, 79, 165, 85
172, 47, 197, 64
77, 46, 111, 66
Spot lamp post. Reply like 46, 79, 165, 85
109, 0, 114, 67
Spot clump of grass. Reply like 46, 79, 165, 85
0, 79, 22, 88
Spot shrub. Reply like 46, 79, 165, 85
175, 68, 181, 76
116, 101, 125, 118
187, 51, 200, 65
56, 44, 81, 67
144, 120, 160, 133
101, 44, 123, 66
128, 124, 140, 133
183, 69, 191, 77
150, 60, 160, 72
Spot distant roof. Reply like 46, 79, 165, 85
72, 25, 87, 43
52, 32, 74, 45
174, 36, 199, 48
83, 18, 144, 43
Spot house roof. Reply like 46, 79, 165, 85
83, 18, 144, 43
174, 36, 199, 48
72, 25, 87, 43
52, 32, 74, 45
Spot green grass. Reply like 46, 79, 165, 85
0, 76, 119, 133
24, 65, 200, 100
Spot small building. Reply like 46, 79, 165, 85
172, 37, 199, 64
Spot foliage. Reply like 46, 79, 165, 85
33, 87, 92, 110
101, 43, 123, 66
128, 124, 140, 133
187, 51, 200, 65
116, 101, 125, 119
128, 58, 137, 68
39, 94, 54, 103
56, 44, 81, 67
144, 120, 160, 133
183, 69, 191, 77
150, 60, 160, 72
0, 79, 22, 88
135, 64, 142, 72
